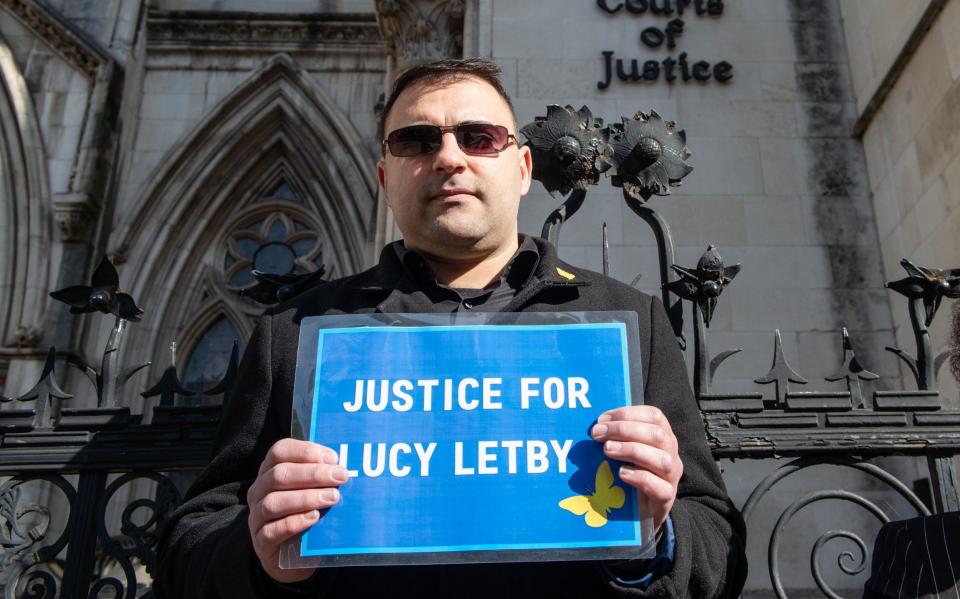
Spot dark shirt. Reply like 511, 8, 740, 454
392, 236, 540, 313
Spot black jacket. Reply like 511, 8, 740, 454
155, 238, 747, 598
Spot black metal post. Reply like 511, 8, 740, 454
99, 317, 126, 407
60, 471, 106, 599
623, 196, 679, 332
907, 296, 960, 512
692, 299, 709, 396
910, 297, 936, 390
540, 189, 587, 247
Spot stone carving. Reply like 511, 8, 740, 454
53, 192, 94, 242
0, 0, 103, 79
0, 483, 54, 589
11, 326, 41, 348
147, 10, 381, 49
374, 0, 464, 70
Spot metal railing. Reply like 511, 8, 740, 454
0, 104, 957, 598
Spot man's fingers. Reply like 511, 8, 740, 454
266, 462, 350, 490
254, 509, 322, 548
247, 462, 348, 506
601, 440, 680, 479
258, 439, 338, 476
591, 419, 677, 452
598, 406, 673, 433
249, 488, 340, 532
618, 465, 678, 505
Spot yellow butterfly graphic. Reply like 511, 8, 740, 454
558, 460, 625, 528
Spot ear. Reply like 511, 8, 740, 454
377, 160, 391, 207
518, 143, 533, 197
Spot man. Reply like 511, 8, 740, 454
155, 58, 746, 598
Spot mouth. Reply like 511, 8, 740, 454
430, 188, 477, 202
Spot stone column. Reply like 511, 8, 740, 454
0, 0, 119, 404
375, 0, 465, 76
372, 0, 466, 252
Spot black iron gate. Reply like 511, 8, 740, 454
0, 104, 957, 598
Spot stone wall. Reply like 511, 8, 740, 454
154, 0, 374, 13
842, 0, 960, 402
841, 0, 934, 116
0, 10, 90, 195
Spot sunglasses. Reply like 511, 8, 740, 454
383, 123, 518, 157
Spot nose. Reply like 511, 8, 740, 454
432, 131, 468, 174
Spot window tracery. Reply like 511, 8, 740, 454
179, 176, 332, 391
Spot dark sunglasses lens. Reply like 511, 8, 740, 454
387, 125, 442, 157
456, 124, 509, 154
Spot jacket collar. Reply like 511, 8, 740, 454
347, 236, 587, 291
344, 236, 589, 313
529, 237, 590, 288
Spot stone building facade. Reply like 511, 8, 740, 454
0, 0, 957, 594
841, 0, 960, 401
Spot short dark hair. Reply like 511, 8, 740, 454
951, 300, 960, 384
377, 57, 516, 140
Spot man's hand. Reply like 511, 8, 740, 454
591, 406, 683, 534
246, 439, 348, 584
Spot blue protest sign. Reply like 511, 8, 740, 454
288, 312, 650, 567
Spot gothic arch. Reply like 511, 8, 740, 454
175, 298, 248, 393
113, 53, 376, 270
0, 32, 51, 346
110, 54, 378, 376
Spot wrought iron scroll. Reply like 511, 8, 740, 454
89, 472, 181, 599
0, 256, 231, 597
740, 457, 931, 599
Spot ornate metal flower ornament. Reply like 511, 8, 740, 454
608, 110, 693, 201
239, 267, 327, 306
886, 258, 960, 326
49, 256, 144, 322
666, 245, 740, 327
521, 105, 613, 196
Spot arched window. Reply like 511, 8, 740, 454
111, 55, 376, 402
177, 175, 332, 393
224, 181, 327, 294
181, 317, 244, 393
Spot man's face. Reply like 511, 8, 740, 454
377, 77, 533, 259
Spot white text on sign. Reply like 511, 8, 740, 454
337, 439, 574, 478
343, 377, 592, 412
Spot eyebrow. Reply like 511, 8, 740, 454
399, 119, 495, 127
